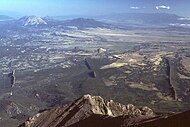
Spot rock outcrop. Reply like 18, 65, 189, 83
97, 48, 107, 54
19, 94, 154, 127
8, 70, 16, 87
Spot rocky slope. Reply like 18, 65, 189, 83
19, 94, 155, 127
133, 110, 190, 127
19, 94, 190, 127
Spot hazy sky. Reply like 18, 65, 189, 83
0, 0, 189, 17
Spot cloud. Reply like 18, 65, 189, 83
130, 6, 140, 9
156, 5, 170, 10
178, 17, 190, 21
169, 23, 190, 28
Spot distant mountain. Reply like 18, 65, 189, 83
43, 16, 55, 22
96, 13, 190, 27
0, 15, 13, 21
48, 13, 190, 28
17, 16, 47, 26
0, 10, 23, 18
62, 18, 111, 29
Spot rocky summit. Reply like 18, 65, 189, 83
19, 94, 190, 127
19, 94, 156, 127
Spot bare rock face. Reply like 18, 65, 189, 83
19, 95, 155, 127
141, 106, 154, 116
1, 100, 21, 117
97, 48, 107, 54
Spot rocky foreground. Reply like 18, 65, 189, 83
19, 95, 190, 127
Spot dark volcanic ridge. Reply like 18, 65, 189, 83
62, 18, 112, 29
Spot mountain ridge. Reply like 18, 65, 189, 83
17, 16, 47, 26
19, 94, 190, 127
19, 94, 155, 127
95, 13, 190, 27
0, 15, 14, 21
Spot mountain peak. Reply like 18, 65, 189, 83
20, 94, 155, 127
17, 16, 47, 26
63, 18, 110, 29
80, 94, 154, 117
